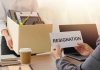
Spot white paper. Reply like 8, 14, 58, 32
0, 54, 18, 61
50, 31, 83, 48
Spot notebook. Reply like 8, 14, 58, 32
0, 54, 20, 66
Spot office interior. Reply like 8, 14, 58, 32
0, 0, 100, 39
0, 0, 100, 55
0, 0, 100, 69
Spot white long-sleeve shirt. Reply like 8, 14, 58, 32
0, 0, 38, 34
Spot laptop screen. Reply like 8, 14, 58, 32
59, 24, 99, 54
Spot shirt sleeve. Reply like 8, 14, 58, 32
0, 1, 7, 34
96, 37, 100, 46
81, 37, 100, 70
56, 57, 81, 70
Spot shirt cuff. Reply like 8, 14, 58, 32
56, 59, 60, 64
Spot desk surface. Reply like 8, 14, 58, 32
0, 54, 82, 70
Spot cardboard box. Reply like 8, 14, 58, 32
7, 17, 52, 54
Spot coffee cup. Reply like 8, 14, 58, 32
19, 48, 32, 64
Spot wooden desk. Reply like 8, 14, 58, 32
31, 54, 57, 70
0, 54, 82, 70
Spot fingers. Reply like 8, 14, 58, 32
56, 45, 61, 51
74, 46, 80, 51
51, 44, 63, 59
74, 43, 85, 55
75, 43, 93, 56
51, 44, 61, 51
74, 46, 82, 53
75, 43, 86, 50
77, 43, 90, 47
77, 42, 86, 46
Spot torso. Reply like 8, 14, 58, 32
0, 0, 38, 13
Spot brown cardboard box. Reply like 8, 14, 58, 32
7, 17, 52, 54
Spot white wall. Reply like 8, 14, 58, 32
1, 0, 100, 42
37, 0, 100, 34
37, 0, 68, 32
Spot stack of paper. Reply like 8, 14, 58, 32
0, 54, 20, 66
0, 54, 18, 61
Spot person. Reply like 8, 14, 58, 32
52, 37, 100, 70
0, 0, 38, 55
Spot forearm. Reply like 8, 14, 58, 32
56, 57, 81, 70
1, 28, 13, 50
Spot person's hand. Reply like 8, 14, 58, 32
5, 36, 13, 50
51, 45, 62, 59
74, 43, 93, 57
1, 29, 13, 50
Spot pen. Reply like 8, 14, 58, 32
29, 64, 33, 70
19, 66, 21, 70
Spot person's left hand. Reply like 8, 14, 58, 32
51, 45, 62, 59
74, 43, 93, 57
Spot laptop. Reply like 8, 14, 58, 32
59, 24, 99, 61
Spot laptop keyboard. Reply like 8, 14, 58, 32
66, 53, 87, 61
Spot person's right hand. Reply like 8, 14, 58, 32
74, 43, 93, 57
51, 45, 62, 60
2, 29, 13, 50
5, 36, 13, 50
